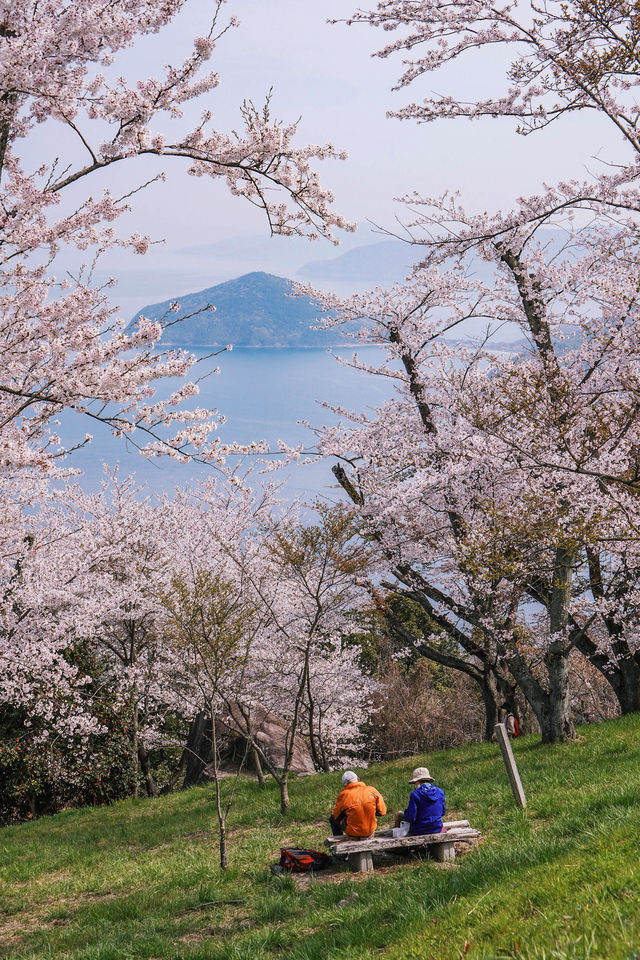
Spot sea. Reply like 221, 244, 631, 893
61, 346, 396, 501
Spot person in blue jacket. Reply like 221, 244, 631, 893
396, 766, 446, 835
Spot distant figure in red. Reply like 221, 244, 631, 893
501, 704, 521, 738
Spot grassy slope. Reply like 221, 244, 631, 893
1, 715, 640, 960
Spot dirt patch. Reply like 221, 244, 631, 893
293, 858, 433, 887
0, 916, 30, 950
125, 828, 216, 854
79, 890, 117, 902
179, 909, 253, 941
9, 869, 74, 891
0, 883, 123, 951
179, 925, 224, 943
36, 888, 117, 908
274, 839, 478, 888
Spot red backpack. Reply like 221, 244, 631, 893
279, 847, 331, 872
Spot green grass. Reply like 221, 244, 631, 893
2, 716, 640, 960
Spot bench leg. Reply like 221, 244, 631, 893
348, 851, 374, 873
433, 841, 455, 862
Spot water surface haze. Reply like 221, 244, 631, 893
62, 347, 395, 500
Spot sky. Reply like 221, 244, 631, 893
45, 0, 619, 320
34, 0, 622, 495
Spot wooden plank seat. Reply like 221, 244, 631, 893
324, 820, 481, 873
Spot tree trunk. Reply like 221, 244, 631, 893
307, 721, 330, 771
534, 648, 575, 743
503, 640, 574, 744
131, 699, 139, 797
480, 671, 499, 742
537, 704, 575, 744
555, 549, 637, 718
280, 775, 290, 815
597, 654, 640, 716
533, 546, 576, 744
219, 822, 228, 870
613, 655, 640, 714
480, 668, 522, 741
160, 750, 187, 795
572, 635, 639, 716
183, 710, 211, 788
210, 711, 230, 870
252, 745, 266, 786
138, 740, 158, 797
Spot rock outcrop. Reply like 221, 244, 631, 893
182, 704, 315, 787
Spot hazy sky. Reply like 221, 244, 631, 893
43, 0, 619, 492
52, 0, 617, 316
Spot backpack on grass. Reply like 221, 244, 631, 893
279, 847, 331, 872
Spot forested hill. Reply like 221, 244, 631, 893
129, 272, 344, 348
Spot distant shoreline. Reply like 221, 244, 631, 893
159, 341, 366, 350
159, 340, 521, 352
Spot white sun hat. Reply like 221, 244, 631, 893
341, 770, 358, 785
409, 766, 434, 783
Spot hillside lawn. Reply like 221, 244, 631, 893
1, 715, 639, 960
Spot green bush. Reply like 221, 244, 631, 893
0, 645, 134, 824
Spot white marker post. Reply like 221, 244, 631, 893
495, 722, 527, 809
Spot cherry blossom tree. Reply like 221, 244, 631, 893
344, 1, 640, 163
1, 0, 350, 478
302, 211, 640, 742
2, 467, 380, 818
0, 497, 106, 748
0, 0, 353, 793
8, 474, 186, 795
339, 0, 640, 307
161, 568, 261, 869
0, 470, 274, 804
305, 640, 378, 771
293, 0, 640, 741
297, 266, 520, 739
0, 0, 352, 650
218, 502, 374, 812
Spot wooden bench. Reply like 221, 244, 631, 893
324, 819, 481, 873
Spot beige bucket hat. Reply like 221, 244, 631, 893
409, 766, 434, 783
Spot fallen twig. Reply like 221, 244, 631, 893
187, 899, 246, 911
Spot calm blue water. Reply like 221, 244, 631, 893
62, 347, 394, 499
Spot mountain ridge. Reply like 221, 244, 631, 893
296, 239, 418, 282
129, 272, 345, 348
130, 269, 527, 352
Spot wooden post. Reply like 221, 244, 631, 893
495, 722, 526, 808
349, 851, 374, 873
433, 841, 456, 862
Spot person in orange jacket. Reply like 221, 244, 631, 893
330, 770, 387, 838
